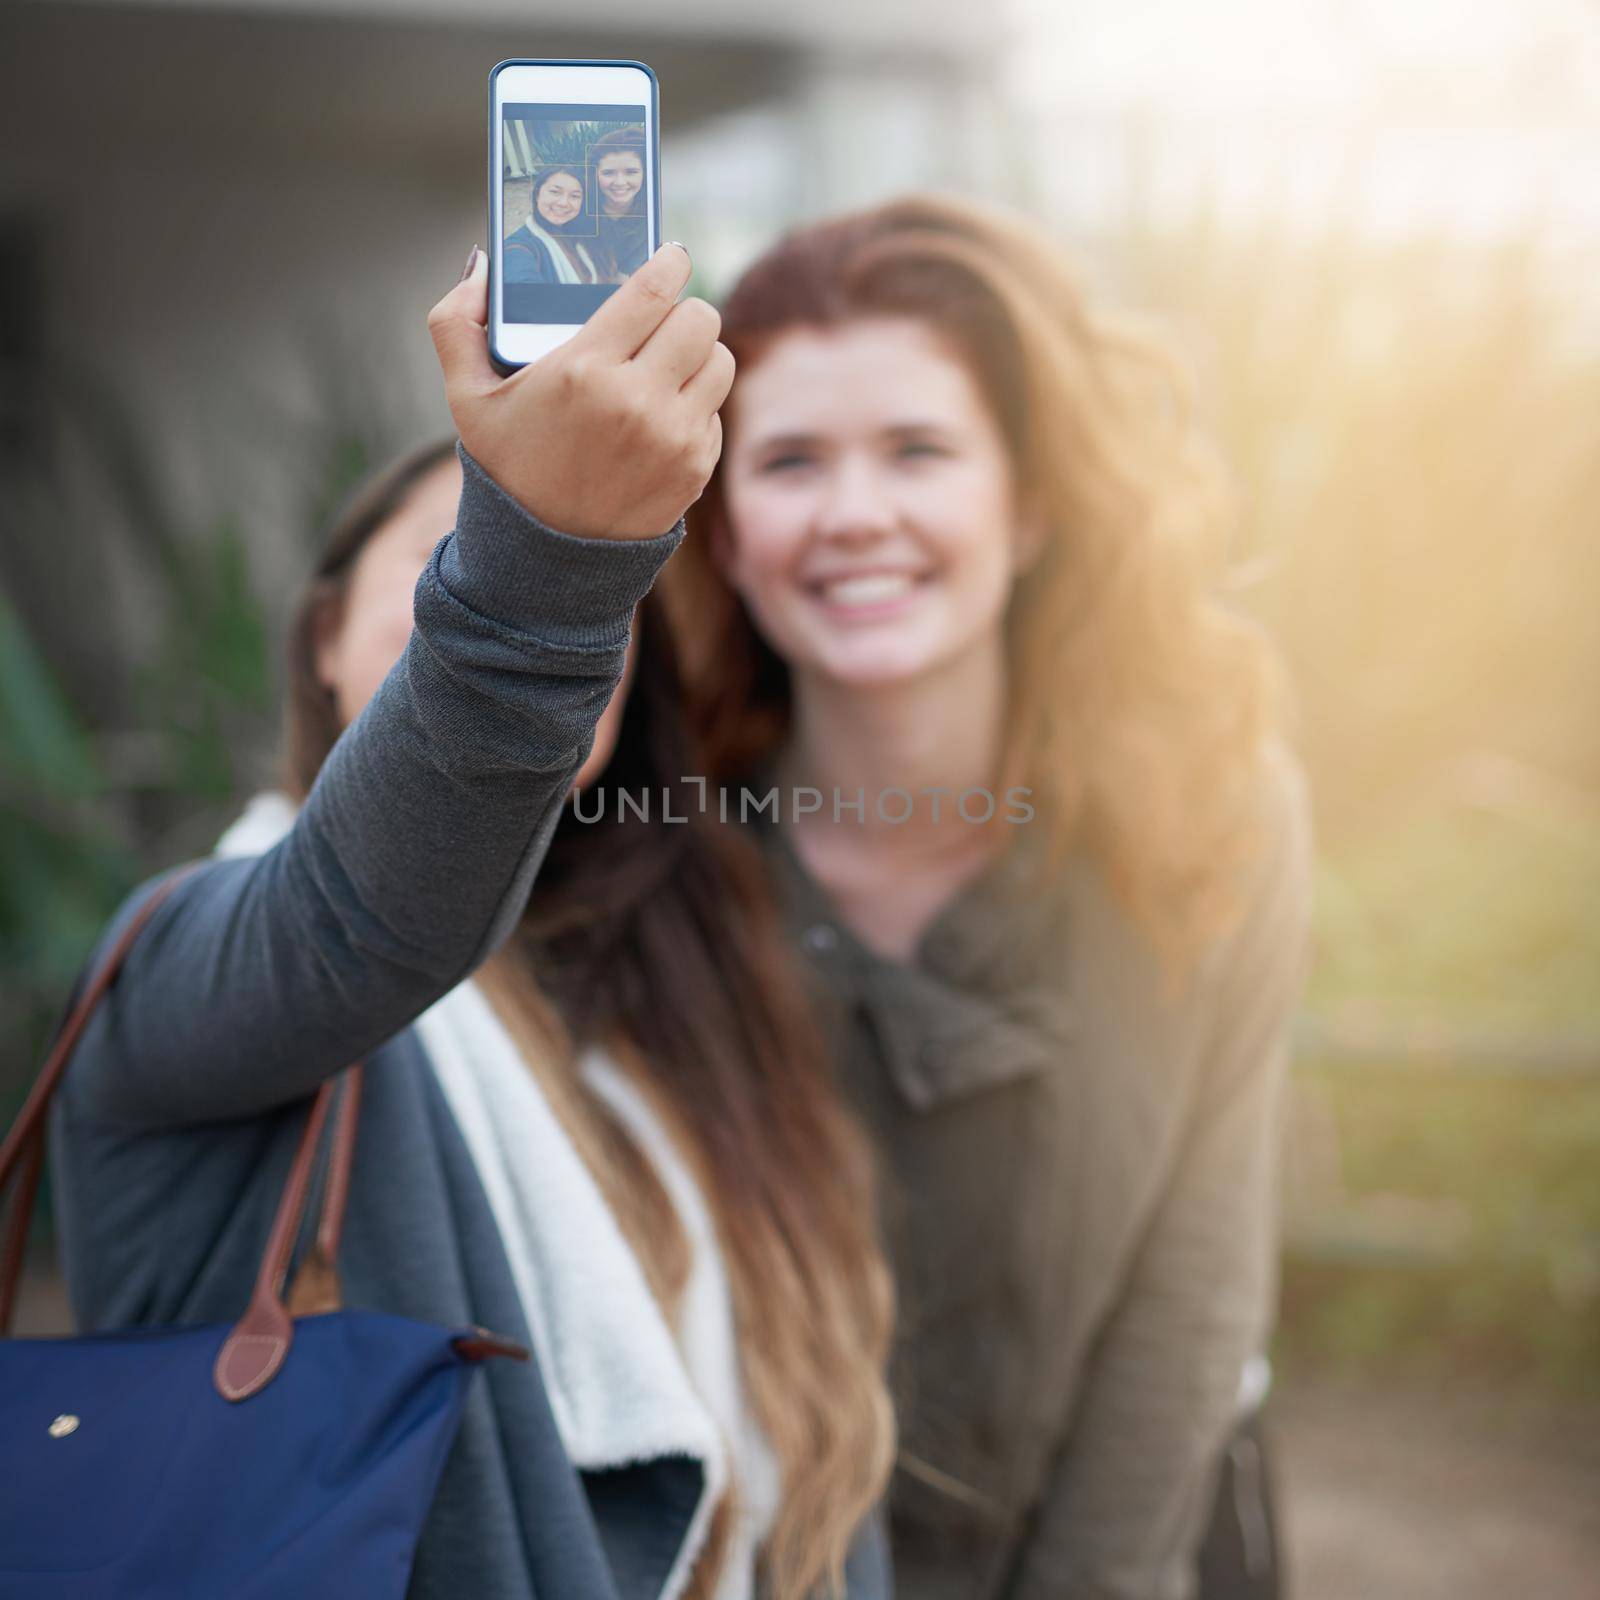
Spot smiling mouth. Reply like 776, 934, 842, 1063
808, 572, 928, 608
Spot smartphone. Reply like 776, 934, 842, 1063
488, 59, 661, 371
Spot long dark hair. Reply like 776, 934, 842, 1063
278, 440, 895, 1600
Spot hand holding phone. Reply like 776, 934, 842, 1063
428, 243, 733, 542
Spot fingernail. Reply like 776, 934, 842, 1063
660, 241, 690, 262
458, 245, 481, 283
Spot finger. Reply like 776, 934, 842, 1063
687, 412, 725, 503
427, 247, 496, 400
679, 340, 736, 414
633, 298, 722, 390
576, 242, 694, 361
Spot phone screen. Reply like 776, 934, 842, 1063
490, 62, 659, 365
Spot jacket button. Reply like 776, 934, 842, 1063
801, 922, 839, 953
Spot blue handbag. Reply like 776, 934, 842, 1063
0, 864, 531, 1597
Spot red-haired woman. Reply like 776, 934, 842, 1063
666, 195, 1314, 1600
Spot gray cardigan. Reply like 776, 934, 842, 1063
47, 444, 890, 1600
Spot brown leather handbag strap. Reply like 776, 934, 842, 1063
0, 862, 206, 1331
0, 862, 365, 1396
213, 1064, 365, 1401
0, 1129, 46, 1335
0, 866, 201, 1185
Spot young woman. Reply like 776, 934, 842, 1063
590, 125, 650, 280
665, 196, 1315, 1600
49, 245, 894, 1600
504, 165, 602, 284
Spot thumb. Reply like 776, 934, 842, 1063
427, 246, 496, 400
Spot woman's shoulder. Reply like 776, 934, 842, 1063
78, 787, 299, 989
77, 857, 220, 992
502, 227, 551, 281
1040, 737, 1312, 997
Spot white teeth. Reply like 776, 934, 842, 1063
818, 574, 916, 607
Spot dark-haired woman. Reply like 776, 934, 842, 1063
667, 194, 1313, 1600
504, 165, 602, 284
49, 244, 895, 1599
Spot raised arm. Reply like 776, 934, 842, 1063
1008, 743, 1314, 1600
66, 244, 734, 1129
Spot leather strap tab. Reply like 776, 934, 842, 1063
452, 1326, 532, 1363
214, 1067, 367, 1401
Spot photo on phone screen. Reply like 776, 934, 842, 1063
490, 62, 660, 367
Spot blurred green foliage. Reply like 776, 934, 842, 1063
1279, 1060, 1600, 1390
1279, 817, 1600, 1391
0, 586, 137, 1031
1, 348, 415, 1154
1311, 807, 1600, 1032
0, 503, 277, 1132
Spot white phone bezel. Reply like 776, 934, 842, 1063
490, 61, 659, 367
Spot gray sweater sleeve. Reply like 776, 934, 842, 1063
68, 442, 685, 1129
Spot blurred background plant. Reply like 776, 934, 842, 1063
515, 118, 627, 173
1, 335, 424, 1159
1099, 208, 1600, 1395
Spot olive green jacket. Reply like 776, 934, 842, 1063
746, 743, 1313, 1600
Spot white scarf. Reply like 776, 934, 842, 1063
212, 791, 782, 1600
519, 214, 599, 284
